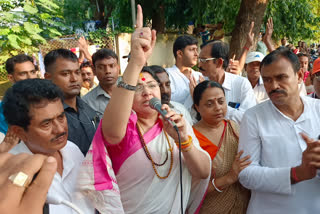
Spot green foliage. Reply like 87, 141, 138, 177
88, 29, 113, 48
62, 0, 92, 29
265, 0, 320, 43
0, 0, 67, 78
87, 26, 134, 48
191, 0, 241, 33
111, 0, 319, 44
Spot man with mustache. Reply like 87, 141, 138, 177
5, 79, 94, 214
0, 54, 38, 136
238, 48, 320, 214
44, 49, 100, 155
244, 51, 268, 103
149, 65, 193, 124
80, 62, 98, 96
166, 35, 204, 111
82, 49, 120, 118
198, 41, 256, 124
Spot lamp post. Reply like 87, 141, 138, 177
131, 0, 136, 28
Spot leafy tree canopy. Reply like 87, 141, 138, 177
0, 0, 67, 75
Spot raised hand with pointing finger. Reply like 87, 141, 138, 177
129, 5, 156, 67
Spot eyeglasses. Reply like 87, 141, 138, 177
314, 73, 320, 81
135, 82, 160, 93
198, 57, 216, 63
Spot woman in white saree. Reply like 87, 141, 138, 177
77, 5, 210, 214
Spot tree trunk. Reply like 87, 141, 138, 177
229, 0, 269, 59
152, 4, 165, 33
90, 0, 110, 28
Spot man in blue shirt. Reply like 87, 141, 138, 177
0, 54, 38, 134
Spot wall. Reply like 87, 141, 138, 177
116, 33, 203, 74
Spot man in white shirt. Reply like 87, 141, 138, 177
198, 41, 256, 124
166, 35, 203, 111
150, 65, 193, 125
245, 51, 269, 103
238, 48, 320, 214
3, 79, 94, 214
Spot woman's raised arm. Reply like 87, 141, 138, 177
101, 5, 156, 144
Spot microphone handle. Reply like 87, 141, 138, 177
157, 106, 177, 128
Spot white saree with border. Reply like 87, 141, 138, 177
77, 112, 210, 214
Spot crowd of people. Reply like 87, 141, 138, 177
0, 5, 320, 214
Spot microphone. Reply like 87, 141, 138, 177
149, 97, 177, 128
150, 97, 184, 214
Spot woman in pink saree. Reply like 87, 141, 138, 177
77, 5, 210, 214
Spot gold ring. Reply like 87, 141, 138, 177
8, 172, 31, 188
139, 32, 144, 37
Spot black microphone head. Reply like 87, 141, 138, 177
149, 97, 161, 109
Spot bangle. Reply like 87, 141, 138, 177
291, 167, 300, 183
176, 135, 192, 146
212, 178, 223, 192
117, 76, 137, 91
182, 143, 193, 152
243, 46, 249, 51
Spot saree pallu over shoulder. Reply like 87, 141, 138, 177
197, 120, 250, 214
76, 120, 125, 214
77, 112, 211, 214
76, 112, 161, 214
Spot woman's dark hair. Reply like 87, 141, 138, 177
193, 80, 225, 121
141, 66, 160, 83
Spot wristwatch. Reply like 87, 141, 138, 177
117, 76, 137, 91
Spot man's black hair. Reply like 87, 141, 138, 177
201, 41, 229, 70
2, 79, 64, 131
173, 35, 198, 58
80, 61, 93, 70
5, 54, 34, 75
260, 47, 300, 74
44, 49, 78, 73
148, 65, 168, 83
297, 52, 309, 58
92, 48, 118, 67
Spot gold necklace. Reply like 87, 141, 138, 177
136, 122, 173, 179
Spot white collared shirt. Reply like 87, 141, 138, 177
223, 72, 257, 124
238, 96, 320, 214
253, 77, 269, 104
166, 65, 203, 111
10, 141, 94, 214
170, 101, 193, 125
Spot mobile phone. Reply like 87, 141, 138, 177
228, 102, 240, 109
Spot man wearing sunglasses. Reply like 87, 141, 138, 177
309, 58, 320, 99
198, 41, 256, 124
